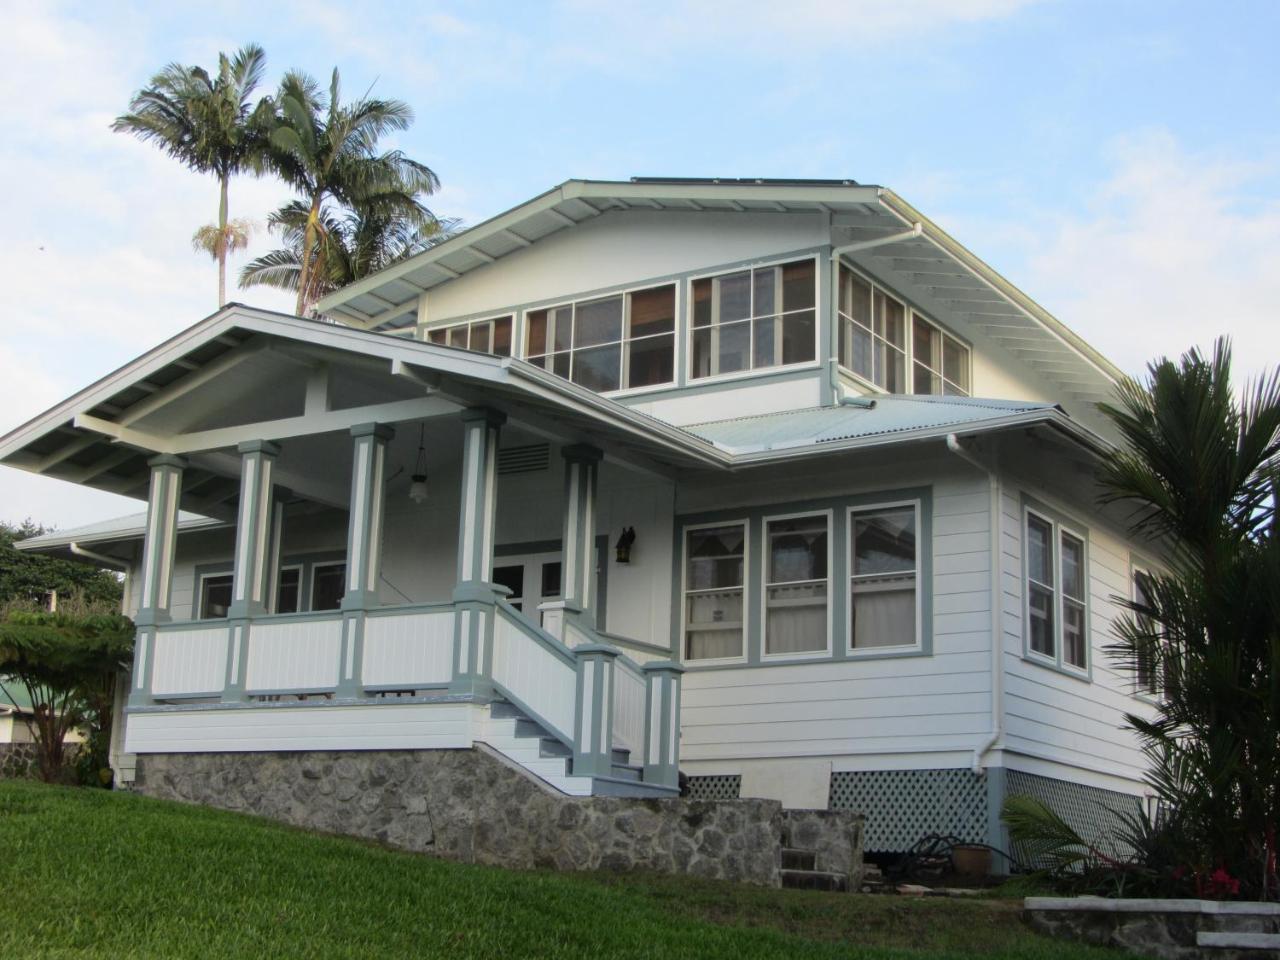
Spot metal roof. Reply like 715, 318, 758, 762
14, 511, 223, 551
683, 395, 1082, 457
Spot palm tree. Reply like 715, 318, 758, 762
265, 69, 439, 316
1101, 340, 1280, 898
239, 200, 457, 310
112, 44, 272, 307
192, 218, 253, 272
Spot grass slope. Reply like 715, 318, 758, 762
0, 780, 1130, 959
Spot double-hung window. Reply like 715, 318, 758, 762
683, 523, 746, 661
197, 573, 233, 619
1131, 567, 1161, 695
690, 259, 816, 379
311, 562, 346, 612
837, 264, 970, 396
849, 504, 919, 650
763, 514, 829, 656
426, 315, 513, 356
525, 284, 675, 392
1025, 509, 1088, 672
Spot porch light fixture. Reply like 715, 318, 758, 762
408, 423, 429, 504
615, 527, 636, 564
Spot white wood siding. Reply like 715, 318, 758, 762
680, 457, 995, 767
125, 702, 480, 753
998, 479, 1153, 791
490, 615, 577, 736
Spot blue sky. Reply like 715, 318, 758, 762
2, 0, 1278, 527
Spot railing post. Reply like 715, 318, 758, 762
450, 407, 505, 699
572, 644, 619, 779
130, 454, 186, 707
337, 423, 393, 698
642, 660, 685, 789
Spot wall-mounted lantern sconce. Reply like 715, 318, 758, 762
615, 527, 636, 564
408, 423, 429, 504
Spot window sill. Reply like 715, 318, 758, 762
686, 360, 821, 389
846, 644, 926, 660
1022, 651, 1092, 683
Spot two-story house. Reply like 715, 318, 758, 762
2, 178, 1157, 858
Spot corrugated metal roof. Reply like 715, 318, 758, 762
682, 395, 1060, 454
15, 511, 223, 551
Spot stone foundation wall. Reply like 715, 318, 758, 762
0, 742, 39, 779
781, 808, 865, 887
133, 747, 863, 887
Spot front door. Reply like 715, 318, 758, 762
492, 550, 563, 625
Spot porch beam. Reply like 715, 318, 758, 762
75, 396, 459, 455
117, 339, 268, 427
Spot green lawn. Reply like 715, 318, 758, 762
0, 779, 1131, 959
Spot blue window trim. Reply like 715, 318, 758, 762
671, 486, 933, 670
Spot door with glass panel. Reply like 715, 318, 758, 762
491, 551, 563, 626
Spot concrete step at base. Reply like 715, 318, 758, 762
781, 869, 849, 893
781, 848, 817, 871
1197, 931, 1280, 950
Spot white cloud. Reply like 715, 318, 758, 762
1018, 130, 1280, 383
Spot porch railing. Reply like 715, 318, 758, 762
139, 593, 683, 789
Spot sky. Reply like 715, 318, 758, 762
1, 0, 1278, 530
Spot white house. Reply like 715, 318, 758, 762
2, 178, 1158, 855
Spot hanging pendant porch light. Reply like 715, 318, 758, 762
408, 423, 429, 504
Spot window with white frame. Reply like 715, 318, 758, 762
690, 258, 816, 379
198, 573, 233, 619
1025, 509, 1088, 671
525, 284, 675, 392
311, 562, 346, 612
837, 264, 970, 396
1132, 567, 1160, 695
849, 504, 919, 649
683, 523, 746, 661
763, 514, 829, 656
425, 315, 513, 356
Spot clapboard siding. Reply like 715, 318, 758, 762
681, 466, 994, 763
998, 481, 1153, 787
126, 702, 480, 754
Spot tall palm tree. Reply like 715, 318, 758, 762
239, 200, 456, 312
113, 44, 273, 307
266, 69, 439, 316
1102, 340, 1280, 898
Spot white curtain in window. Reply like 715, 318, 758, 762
852, 582, 915, 648
765, 582, 827, 654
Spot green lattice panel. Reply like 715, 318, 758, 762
1004, 769, 1142, 864
685, 775, 742, 801
829, 768, 987, 853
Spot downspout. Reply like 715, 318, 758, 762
828, 223, 923, 405
945, 435, 1004, 774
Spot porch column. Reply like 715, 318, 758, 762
572, 644, 619, 779
561, 444, 602, 611
642, 660, 684, 789
130, 454, 186, 705
450, 407, 505, 698
227, 441, 280, 619
337, 423, 393, 698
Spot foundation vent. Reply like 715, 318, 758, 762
498, 443, 551, 475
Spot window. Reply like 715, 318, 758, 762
849, 505, 919, 650
1132, 567, 1161, 695
525, 284, 675, 392
311, 563, 346, 612
275, 566, 301, 614
198, 574, 233, 620
837, 264, 970, 396
691, 259, 816, 379
683, 523, 746, 661
1024, 509, 1088, 671
426, 315, 513, 356
764, 514, 829, 656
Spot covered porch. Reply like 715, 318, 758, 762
0, 306, 728, 794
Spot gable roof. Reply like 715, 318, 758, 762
315, 177, 1123, 409
13, 511, 223, 552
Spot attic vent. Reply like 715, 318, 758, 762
497, 443, 550, 475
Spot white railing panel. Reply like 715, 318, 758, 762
491, 614, 576, 738
362, 610, 455, 688
151, 627, 228, 697
613, 661, 647, 753
245, 617, 342, 692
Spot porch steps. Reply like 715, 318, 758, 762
780, 847, 851, 893
482, 701, 661, 797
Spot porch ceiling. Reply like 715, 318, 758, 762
0, 305, 730, 521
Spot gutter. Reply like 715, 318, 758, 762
70, 542, 130, 572
945, 434, 1004, 774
